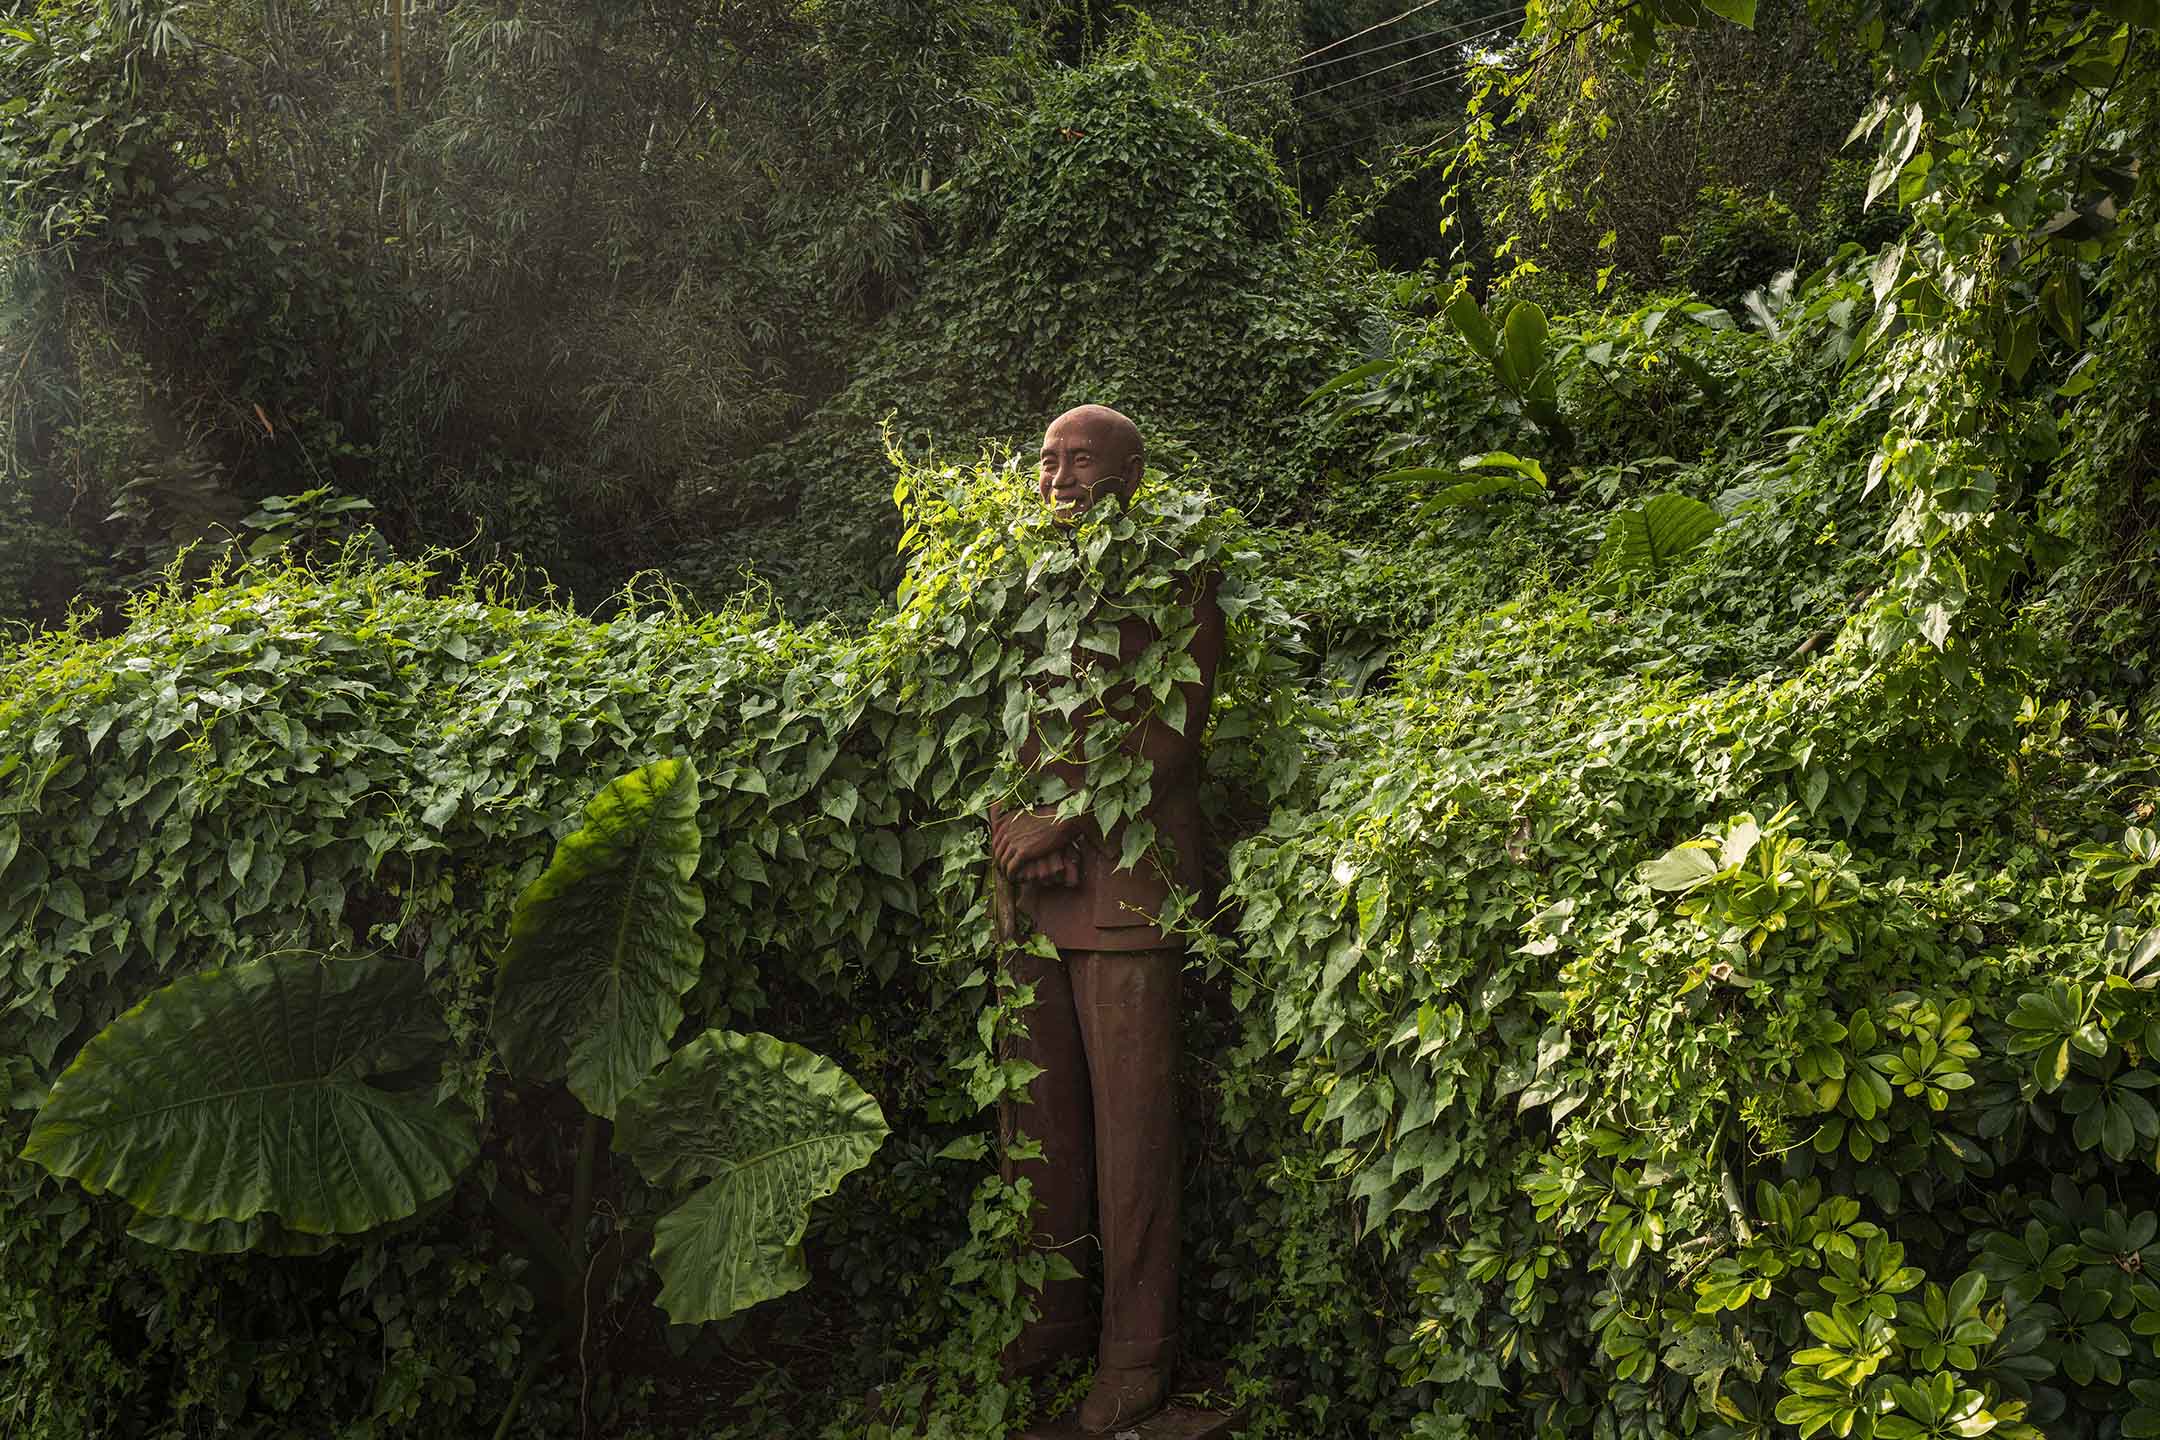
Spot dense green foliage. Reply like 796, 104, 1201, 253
20, 747, 893, 1430
689, 62, 1386, 614
4, 0, 2160, 1432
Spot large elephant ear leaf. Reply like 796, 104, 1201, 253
492, 758, 706, 1118
128, 1211, 338, 1257
614, 1030, 889, 1325
21, 956, 472, 1238
1599, 493, 1724, 578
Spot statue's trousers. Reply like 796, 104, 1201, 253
999, 944, 1181, 1372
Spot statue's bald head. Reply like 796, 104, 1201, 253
1038, 405, 1145, 519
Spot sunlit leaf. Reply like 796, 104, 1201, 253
1598, 494, 1724, 577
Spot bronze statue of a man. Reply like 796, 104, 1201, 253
987, 405, 1224, 1433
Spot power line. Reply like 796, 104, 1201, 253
1271, 24, 1513, 150
1291, 16, 1519, 104
1286, 0, 1461, 66
1224, 4, 1520, 93
1226, 4, 1515, 95
1294, 42, 1510, 163
1325, 42, 1505, 120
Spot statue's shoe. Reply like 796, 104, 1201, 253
1076, 1364, 1170, 1434
999, 1319, 1092, 1381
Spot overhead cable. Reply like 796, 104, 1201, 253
1293, 24, 1518, 138
1290, 17, 1519, 104
1294, 45, 1509, 163
1317, 42, 1507, 122
1281, 0, 1460, 67
1303, 117, 1466, 165
1224, 3, 1521, 93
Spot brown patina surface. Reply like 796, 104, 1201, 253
984, 405, 1224, 1434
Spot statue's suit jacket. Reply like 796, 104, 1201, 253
994, 570, 1226, 953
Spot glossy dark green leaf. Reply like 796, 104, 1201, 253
1445, 290, 1498, 360
492, 758, 706, 1118
1498, 301, 1550, 395
615, 1030, 889, 1324
23, 956, 472, 1237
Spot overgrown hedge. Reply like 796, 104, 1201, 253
0, 471, 1373, 1437
9, 420, 2160, 1440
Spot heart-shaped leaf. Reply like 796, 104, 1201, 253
615, 1030, 889, 1324
23, 955, 472, 1237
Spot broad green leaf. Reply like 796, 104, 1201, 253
2003, 318, 2039, 382
1700, 0, 1757, 28
615, 1030, 889, 1325
128, 1210, 337, 1256
1643, 843, 1721, 891
1498, 301, 1550, 395
1458, 451, 1550, 485
2043, 272, 2084, 344
1418, 474, 1545, 514
1374, 466, 1458, 488
1445, 290, 1498, 360
1599, 494, 1724, 577
1303, 358, 1393, 406
23, 956, 471, 1236
492, 758, 706, 1118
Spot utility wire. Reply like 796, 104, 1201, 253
1295, 41, 1509, 163
1293, 22, 1518, 136
1327, 42, 1506, 119
1224, 3, 1521, 93
1290, 16, 1518, 104
1303, 120, 1464, 166
1281, 0, 1460, 67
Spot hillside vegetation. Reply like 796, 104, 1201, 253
2, 0, 2158, 1436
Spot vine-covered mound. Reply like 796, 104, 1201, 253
687, 62, 1382, 614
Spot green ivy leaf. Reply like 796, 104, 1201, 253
1643, 843, 1722, 892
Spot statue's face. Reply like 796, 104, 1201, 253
1038, 410, 1140, 521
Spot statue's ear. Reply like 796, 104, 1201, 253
1119, 451, 1146, 495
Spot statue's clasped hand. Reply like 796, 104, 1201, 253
991, 809, 1083, 888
